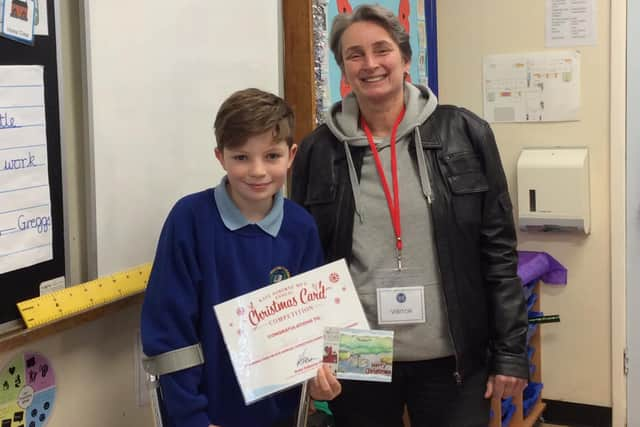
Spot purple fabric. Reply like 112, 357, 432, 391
517, 251, 567, 285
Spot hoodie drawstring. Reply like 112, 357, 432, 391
414, 127, 434, 204
344, 141, 364, 223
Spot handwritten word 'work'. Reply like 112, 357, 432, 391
3, 152, 39, 171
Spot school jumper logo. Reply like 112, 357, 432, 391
269, 266, 291, 284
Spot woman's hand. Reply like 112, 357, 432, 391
308, 364, 342, 400
484, 374, 527, 400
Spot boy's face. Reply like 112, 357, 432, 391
215, 130, 297, 220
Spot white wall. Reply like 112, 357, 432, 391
437, 0, 613, 407
83, 0, 281, 278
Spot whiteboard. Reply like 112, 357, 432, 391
83, 1, 281, 277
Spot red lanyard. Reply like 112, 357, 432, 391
360, 106, 406, 270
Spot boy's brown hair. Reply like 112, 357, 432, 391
214, 88, 295, 150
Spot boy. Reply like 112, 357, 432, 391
141, 88, 340, 427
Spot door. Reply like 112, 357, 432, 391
627, 0, 640, 424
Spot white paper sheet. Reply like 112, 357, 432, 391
483, 51, 580, 123
33, 0, 47, 36
0, 65, 53, 274
546, 0, 596, 47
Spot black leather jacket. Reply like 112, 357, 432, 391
291, 104, 529, 381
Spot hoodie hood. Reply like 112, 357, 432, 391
325, 83, 438, 145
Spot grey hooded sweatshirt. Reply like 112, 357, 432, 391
325, 83, 454, 361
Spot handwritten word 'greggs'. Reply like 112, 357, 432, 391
248, 281, 327, 327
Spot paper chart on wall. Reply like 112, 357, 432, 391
0, 65, 53, 275
483, 51, 580, 123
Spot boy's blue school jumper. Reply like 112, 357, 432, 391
141, 180, 324, 427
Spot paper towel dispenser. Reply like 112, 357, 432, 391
517, 147, 590, 234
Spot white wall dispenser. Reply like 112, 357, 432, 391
517, 147, 590, 234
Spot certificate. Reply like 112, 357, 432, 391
213, 259, 369, 404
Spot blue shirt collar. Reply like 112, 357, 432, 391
214, 176, 284, 237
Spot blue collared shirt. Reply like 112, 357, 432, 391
213, 176, 283, 237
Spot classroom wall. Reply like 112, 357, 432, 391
437, 0, 613, 407
0, 1, 621, 425
0, 2, 153, 427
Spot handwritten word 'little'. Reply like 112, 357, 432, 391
0, 112, 17, 129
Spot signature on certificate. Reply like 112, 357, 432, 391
296, 348, 315, 367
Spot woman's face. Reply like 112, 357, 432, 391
340, 21, 409, 107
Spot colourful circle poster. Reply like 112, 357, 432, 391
0, 352, 55, 427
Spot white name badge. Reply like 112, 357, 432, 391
376, 286, 426, 325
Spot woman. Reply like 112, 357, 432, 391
291, 4, 528, 427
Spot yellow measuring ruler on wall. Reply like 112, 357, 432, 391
16, 263, 152, 328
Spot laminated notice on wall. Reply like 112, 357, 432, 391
1, 0, 36, 45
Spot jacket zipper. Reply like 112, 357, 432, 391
424, 147, 463, 386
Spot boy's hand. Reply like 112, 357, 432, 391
308, 364, 341, 401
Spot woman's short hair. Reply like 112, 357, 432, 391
329, 4, 412, 69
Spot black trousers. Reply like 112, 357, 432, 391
329, 356, 490, 427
